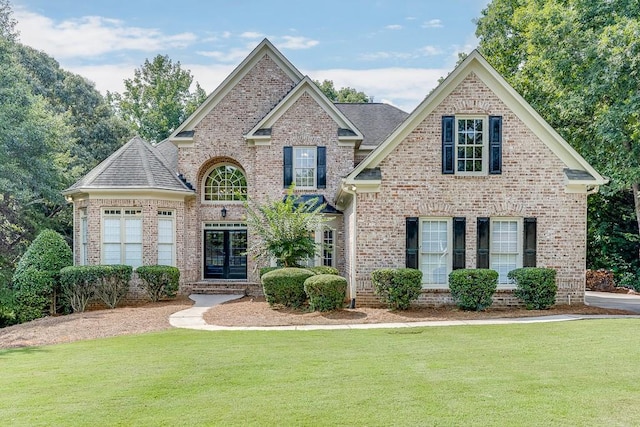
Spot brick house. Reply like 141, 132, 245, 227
63, 39, 607, 306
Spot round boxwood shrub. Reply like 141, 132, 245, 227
307, 266, 339, 276
509, 267, 557, 310
371, 268, 423, 310
259, 266, 281, 278
261, 267, 314, 308
449, 269, 498, 311
12, 229, 72, 322
304, 274, 347, 312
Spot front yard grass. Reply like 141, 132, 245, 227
1, 320, 639, 426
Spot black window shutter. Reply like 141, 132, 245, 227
489, 116, 502, 174
442, 116, 455, 174
316, 146, 326, 189
283, 146, 293, 187
406, 217, 419, 269
523, 217, 537, 267
477, 217, 490, 268
453, 217, 466, 270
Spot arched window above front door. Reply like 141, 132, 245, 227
203, 164, 247, 201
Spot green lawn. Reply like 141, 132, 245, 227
1, 320, 640, 426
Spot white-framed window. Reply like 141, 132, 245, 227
456, 116, 487, 174
490, 218, 522, 285
157, 210, 175, 266
420, 218, 452, 286
322, 228, 334, 267
102, 208, 143, 268
203, 164, 247, 202
80, 209, 88, 266
294, 147, 316, 188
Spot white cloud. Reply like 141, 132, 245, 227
196, 47, 253, 63
15, 8, 197, 59
305, 67, 449, 113
358, 51, 414, 61
239, 31, 264, 39
419, 45, 442, 56
385, 24, 403, 30
278, 36, 319, 50
422, 19, 443, 28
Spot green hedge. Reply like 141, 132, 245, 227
304, 274, 347, 312
261, 268, 315, 308
60, 266, 100, 313
259, 266, 281, 278
371, 268, 423, 310
509, 267, 557, 310
94, 265, 133, 308
136, 265, 180, 302
449, 269, 498, 311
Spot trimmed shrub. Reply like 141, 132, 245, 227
307, 266, 339, 276
94, 265, 132, 308
136, 265, 180, 302
304, 274, 347, 312
449, 269, 498, 311
12, 229, 72, 321
259, 266, 281, 278
509, 267, 557, 310
261, 267, 315, 308
60, 265, 100, 313
371, 268, 423, 310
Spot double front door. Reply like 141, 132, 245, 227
204, 229, 247, 279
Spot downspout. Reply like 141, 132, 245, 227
341, 182, 358, 309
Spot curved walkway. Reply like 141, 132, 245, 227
169, 293, 640, 331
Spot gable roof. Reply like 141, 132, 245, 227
344, 50, 608, 190
244, 76, 363, 145
169, 38, 304, 144
63, 136, 194, 196
335, 103, 409, 149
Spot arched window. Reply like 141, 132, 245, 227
203, 165, 247, 201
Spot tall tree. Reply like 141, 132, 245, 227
0, 37, 73, 286
110, 55, 207, 143
476, 0, 640, 275
315, 79, 372, 103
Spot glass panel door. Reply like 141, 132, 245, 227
204, 229, 247, 279
204, 230, 225, 278
228, 230, 247, 279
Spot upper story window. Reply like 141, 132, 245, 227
442, 115, 502, 175
294, 147, 316, 188
203, 165, 247, 202
283, 146, 326, 189
456, 117, 486, 174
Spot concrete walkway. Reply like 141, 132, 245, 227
169, 293, 640, 332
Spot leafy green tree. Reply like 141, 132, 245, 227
110, 55, 207, 142
245, 186, 327, 267
0, 36, 73, 287
12, 229, 72, 322
0, 0, 18, 41
315, 79, 372, 103
475, 0, 640, 270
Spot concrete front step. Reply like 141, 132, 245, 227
187, 281, 262, 296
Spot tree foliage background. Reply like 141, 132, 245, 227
108, 55, 207, 143
476, 0, 640, 279
0, 0, 131, 287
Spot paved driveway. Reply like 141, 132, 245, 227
585, 291, 640, 314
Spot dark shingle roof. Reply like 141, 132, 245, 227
284, 194, 341, 214
335, 103, 409, 147
354, 168, 381, 180
564, 168, 595, 181
155, 138, 178, 171
65, 136, 193, 193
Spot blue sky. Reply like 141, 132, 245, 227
12, 0, 490, 112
